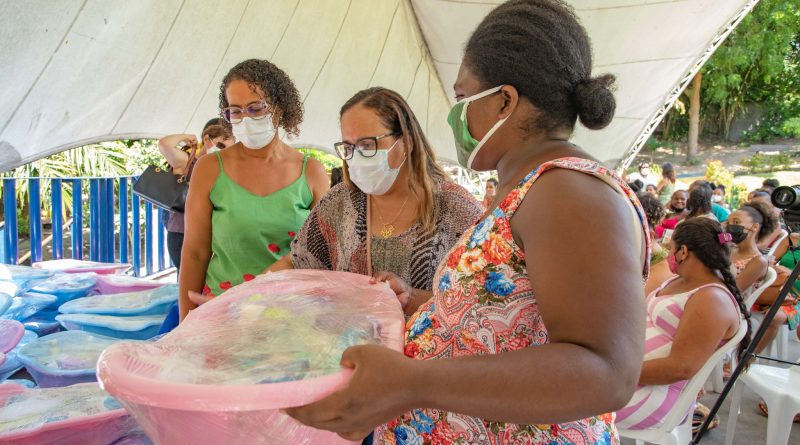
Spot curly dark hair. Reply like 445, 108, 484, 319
638, 193, 666, 230
672, 218, 751, 360
464, 0, 615, 134
687, 186, 712, 218
740, 201, 779, 242
219, 59, 304, 136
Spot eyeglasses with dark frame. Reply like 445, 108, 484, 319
221, 100, 273, 124
334, 133, 401, 160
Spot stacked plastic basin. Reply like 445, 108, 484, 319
1, 265, 98, 338
98, 270, 405, 445
0, 382, 138, 445
32, 259, 131, 275
16, 331, 123, 388
56, 285, 177, 340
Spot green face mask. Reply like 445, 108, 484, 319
446, 85, 508, 170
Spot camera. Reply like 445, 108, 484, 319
772, 185, 800, 232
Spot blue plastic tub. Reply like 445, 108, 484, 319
1, 292, 58, 321
0, 330, 38, 380
56, 314, 165, 340
59, 285, 177, 316
0, 378, 36, 388
29, 272, 97, 306
17, 330, 122, 388
22, 309, 62, 336
0, 293, 11, 316
0, 264, 55, 292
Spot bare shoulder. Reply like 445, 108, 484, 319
686, 285, 740, 321
516, 167, 634, 228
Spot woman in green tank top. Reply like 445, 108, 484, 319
178, 59, 330, 321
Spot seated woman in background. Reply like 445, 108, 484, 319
657, 190, 689, 239
269, 87, 483, 316
683, 186, 716, 222
616, 218, 749, 431
748, 191, 786, 254
179, 59, 330, 321
158, 121, 234, 271
724, 201, 775, 295
639, 193, 673, 296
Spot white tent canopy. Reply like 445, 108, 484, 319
0, 0, 756, 173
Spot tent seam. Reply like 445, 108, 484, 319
184, 0, 255, 132
302, 0, 354, 103
0, 0, 89, 137
109, 0, 188, 134
367, 0, 401, 86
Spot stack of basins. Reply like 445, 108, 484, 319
0, 263, 166, 444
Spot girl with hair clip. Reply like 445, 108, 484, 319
616, 218, 751, 431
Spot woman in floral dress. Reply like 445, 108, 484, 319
287, 1, 650, 443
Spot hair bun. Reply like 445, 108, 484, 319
573, 74, 616, 130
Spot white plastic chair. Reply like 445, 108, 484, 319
766, 229, 789, 257
725, 357, 800, 445
706, 268, 776, 393
619, 317, 748, 445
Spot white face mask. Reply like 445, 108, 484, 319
712, 194, 724, 203
232, 116, 276, 149
346, 139, 405, 195
640, 168, 650, 176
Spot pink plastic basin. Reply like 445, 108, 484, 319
0, 383, 138, 445
93, 275, 165, 295
98, 270, 405, 445
33, 260, 130, 275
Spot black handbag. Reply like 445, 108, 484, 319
133, 150, 196, 212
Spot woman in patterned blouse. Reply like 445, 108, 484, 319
287, 1, 650, 444
269, 87, 484, 316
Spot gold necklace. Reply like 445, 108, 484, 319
372, 195, 411, 238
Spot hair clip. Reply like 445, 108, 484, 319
718, 232, 732, 244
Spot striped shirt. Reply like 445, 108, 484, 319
615, 278, 736, 430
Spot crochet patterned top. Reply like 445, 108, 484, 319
291, 181, 483, 291
375, 157, 651, 445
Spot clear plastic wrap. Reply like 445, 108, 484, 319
1, 293, 58, 322
0, 293, 12, 316
94, 275, 165, 296
59, 285, 177, 316
0, 320, 24, 353
21, 310, 61, 337
29, 273, 97, 306
0, 382, 138, 445
0, 265, 55, 293
55, 314, 164, 340
0, 380, 35, 389
32, 260, 130, 275
0, 331, 38, 381
16, 331, 122, 388
98, 270, 405, 445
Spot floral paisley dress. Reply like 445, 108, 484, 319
375, 158, 651, 445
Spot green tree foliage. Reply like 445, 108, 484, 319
662, 0, 800, 142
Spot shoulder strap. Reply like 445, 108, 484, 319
500, 157, 651, 279
215, 151, 223, 173
301, 155, 308, 174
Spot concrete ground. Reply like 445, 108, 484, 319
622, 336, 800, 445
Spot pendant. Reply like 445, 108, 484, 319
380, 224, 394, 238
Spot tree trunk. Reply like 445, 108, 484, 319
687, 72, 702, 161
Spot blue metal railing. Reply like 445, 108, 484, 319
0, 176, 172, 277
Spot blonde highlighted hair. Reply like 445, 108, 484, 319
339, 87, 450, 232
